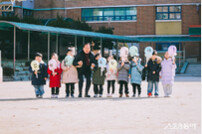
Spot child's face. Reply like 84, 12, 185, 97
164, 52, 170, 59
96, 55, 100, 60
35, 56, 42, 62
151, 55, 156, 60
108, 55, 113, 61
67, 51, 73, 56
52, 54, 58, 60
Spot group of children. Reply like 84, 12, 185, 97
30, 48, 176, 99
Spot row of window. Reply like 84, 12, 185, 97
82, 6, 182, 22
2, 6, 182, 21
2, 9, 33, 17
81, 7, 137, 21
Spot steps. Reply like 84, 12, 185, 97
13, 66, 31, 81
185, 64, 201, 77
2, 61, 31, 81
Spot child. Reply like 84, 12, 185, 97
160, 52, 176, 97
29, 52, 48, 98
117, 57, 130, 98
61, 49, 78, 98
47, 53, 62, 98
147, 50, 162, 97
129, 56, 144, 97
92, 53, 106, 98
106, 55, 117, 97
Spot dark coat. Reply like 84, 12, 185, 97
73, 50, 95, 75
29, 62, 48, 85
92, 60, 106, 85
146, 59, 161, 82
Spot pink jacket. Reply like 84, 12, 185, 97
160, 58, 176, 85
61, 60, 78, 84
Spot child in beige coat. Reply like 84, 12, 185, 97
61, 49, 78, 98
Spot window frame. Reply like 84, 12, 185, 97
156, 5, 181, 20
2, 9, 15, 17
82, 7, 137, 22
23, 9, 33, 17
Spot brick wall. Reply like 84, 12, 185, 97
136, 6, 155, 35
181, 5, 201, 61
88, 22, 137, 35
57, 0, 201, 8
182, 5, 201, 34
67, 9, 81, 20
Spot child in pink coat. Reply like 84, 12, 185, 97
160, 52, 176, 97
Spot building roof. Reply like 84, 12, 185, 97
0, 21, 136, 42
0, 21, 200, 42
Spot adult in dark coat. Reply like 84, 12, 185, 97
73, 43, 95, 97
29, 53, 48, 98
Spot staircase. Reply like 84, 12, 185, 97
13, 66, 31, 81
185, 64, 201, 77
2, 61, 31, 81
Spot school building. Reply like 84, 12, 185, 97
0, 0, 201, 63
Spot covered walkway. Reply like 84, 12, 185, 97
0, 21, 200, 74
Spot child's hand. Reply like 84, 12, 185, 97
91, 63, 95, 68
66, 67, 70, 71
132, 58, 137, 64
52, 72, 57, 76
44, 77, 47, 80
34, 71, 37, 75
159, 76, 162, 79
129, 75, 131, 78
78, 61, 83, 66
153, 71, 155, 74
121, 62, 124, 67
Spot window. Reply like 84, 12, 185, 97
23, 9, 33, 17
2, 10, 15, 17
82, 7, 137, 22
156, 43, 181, 51
156, 6, 181, 20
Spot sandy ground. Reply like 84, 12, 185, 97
0, 75, 201, 134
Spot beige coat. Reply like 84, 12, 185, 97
61, 60, 78, 84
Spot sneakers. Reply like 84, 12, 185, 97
71, 94, 74, 98
36, 94, 40, 98
51, 94, 58, 98
148, 93, 152, 97
78, 94, 82, 98
85, 94, 91, 98
125, 94, 129, 97
94, 94, 98, 98
99, 94, 102, 98
155, 95, 159, 98
107, 94, 112, 97
138, 94, 141, 98
107, 94, 111, 97
51, 95, 55, 98
119, 94, 123, 98
132, 94, 136, 97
